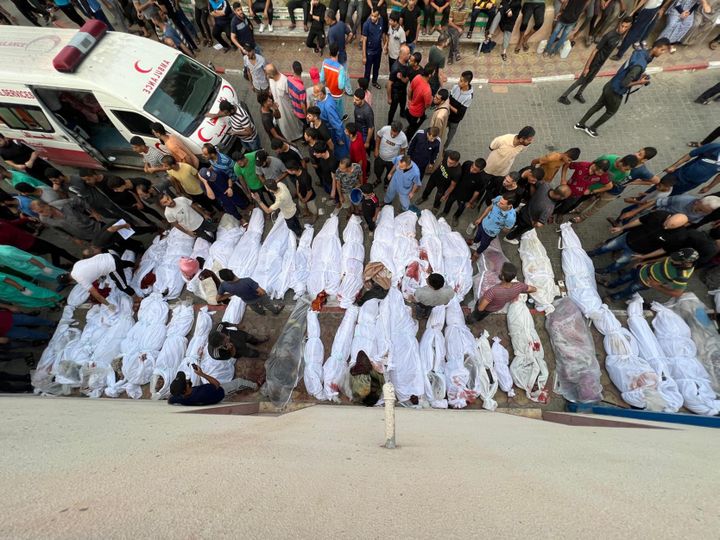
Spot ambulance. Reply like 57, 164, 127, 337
0, 22, 240, 170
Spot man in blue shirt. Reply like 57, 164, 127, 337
168, 367, 226, 406
168, 364, 258, 406
202, 144, 237, 179
663, 142, 720, 196
655, 194, 720, 224
472, 193, 516, 258
326, 9, 352, 64
575, 38, 670, 137
384, 155, 421, 210
310, 89, 349, 159
361, 8, 387, 88
407, 127, 441, 176
215, 269, 285, 315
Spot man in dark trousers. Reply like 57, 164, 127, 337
207, 322, 268, 360
419, 150, 461, 210
504, 184, 571, 244
386, 44, 411, 123
558, 17, 633, 105
440, 157, 488, 226
574, 38, 670, 137
361, 7, 387, 88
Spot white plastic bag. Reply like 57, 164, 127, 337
518, 229, 558, 313
306, 215, 342, 297
322, 305, 359, 401
303, 310, 326, 400
491, 337, 514, 397
507, 297, 549, 403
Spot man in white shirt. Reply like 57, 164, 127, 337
374, 120, 408, 186
59, 251, 137, 308
485, 126, 535, 178
159, 194, 217, 241
386, 12, 407, 72
251, 179, 302, 237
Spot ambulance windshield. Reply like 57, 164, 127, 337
143, 56, 219, 136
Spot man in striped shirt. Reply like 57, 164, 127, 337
130, 136, 167, 177
207, 100, 260, 152
286, 61, 308, 125
605, 248, 698, 302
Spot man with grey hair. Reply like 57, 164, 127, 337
266, 63, 304, 142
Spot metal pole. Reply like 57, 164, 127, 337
383, 382, 396, 449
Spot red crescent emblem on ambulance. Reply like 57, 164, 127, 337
197, 128, 212, 142
134, 61, 152, 74
221, 84, 235, 97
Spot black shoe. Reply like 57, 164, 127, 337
341, 114, 348, 121
573, 122, 586, 131
584, 126, 598, 138
558, 96, 571, 105
610, 54, 622, 61
573, 94, 586, 104
372, 81, 381, 89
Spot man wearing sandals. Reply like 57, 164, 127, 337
569, 153, 638, 223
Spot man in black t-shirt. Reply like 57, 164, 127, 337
230, 3, 257, 53
420, 150, 461, 210
400, 0, 421, 49
590, 211, 689, 275
106, 176, 166, 225
312, 141, 338, 194
271, 139, 304, 168
0, 135, 51, 185
440, 158, 488, 225
558, 17, 632, 105
387, 44, 411, 124
288, 160, 317, 220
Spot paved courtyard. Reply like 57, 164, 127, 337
221, 68, 720, 306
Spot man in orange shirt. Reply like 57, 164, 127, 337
151, 122, 200, 169
405, 66, 432, 139
531, 147, 581, 182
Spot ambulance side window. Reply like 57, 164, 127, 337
0, 103, 53, 133
111, 110, 155, 137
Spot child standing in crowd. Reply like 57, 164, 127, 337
360, 184, 380, 231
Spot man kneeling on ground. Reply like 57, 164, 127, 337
411, 272, 455, 318
467, 262, 536, 323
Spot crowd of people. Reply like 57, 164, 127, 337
2, 0, 719, 67
0, 0, 719, 401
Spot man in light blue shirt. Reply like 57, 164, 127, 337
472, 193, 516, 257
656, 194, 720, 224
384, 155, 421, 211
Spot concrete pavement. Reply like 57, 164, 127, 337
1, 396, 719, 539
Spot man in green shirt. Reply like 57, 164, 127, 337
604, 248, 698, 302
0, 165, 45, 189
427, 33, 450, 94
571, 153, 639, 222
232, 149, 270, 205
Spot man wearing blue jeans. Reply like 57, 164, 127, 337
589, 211, 687, 275
384, 155, 421, 210
0, 305, 54, 342
472, 193, 516, 258
604, 249, 697, 301
544, 0, 591, 56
